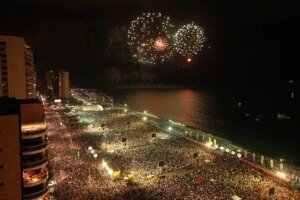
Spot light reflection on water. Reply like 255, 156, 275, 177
108, 88, 299, 166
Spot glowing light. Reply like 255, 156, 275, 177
144, 110, 148, 114
225, 148, 230, 153
220, 146, 224, 151
168, 126, 172, 131
143, 116, 148, 121
187, 58, 192, 62
231, 151, 236, 155
93, 153, 98, 159
102, 161, 107, 168
174, 22, 206, 58
128, 12, 173, 65
206, 141, 213, 147
237, 153, 242, 158
276, 171, 287, 179
88, 146, 93, 151
90, 150, 95, 154
108, 168, 113, 175
153, 36, 168, 51
124, 109, 128, 112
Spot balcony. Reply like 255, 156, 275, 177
23, 184, 48, 200
22, 123, 46, 139
22, 142, 48, 155
23, 156, 48, 170
23, 167, 48, 188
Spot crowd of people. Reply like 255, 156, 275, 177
44, 90, 300, 199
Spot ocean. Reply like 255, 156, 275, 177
107, 87, 299, 166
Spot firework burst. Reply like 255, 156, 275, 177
128, 12, 173, 65
174, 22, 206, 58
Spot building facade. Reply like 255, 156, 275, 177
0, 35, 37, 99
46, 69, 70, 99
0, 99, 22, 200
0, 98, 48, 200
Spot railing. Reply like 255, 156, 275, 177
22, 128, 46, 138
23, 157, 48, 169
23, 186, 48, 200
22, 142, 48, 153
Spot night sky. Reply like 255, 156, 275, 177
1, 0, 299, 88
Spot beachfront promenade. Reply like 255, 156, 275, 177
45, 89, 300, 199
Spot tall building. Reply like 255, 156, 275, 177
0, 99, 22, 200
0, 35, 37, 99
0, 98, 49, 200
45, 69, 70, 99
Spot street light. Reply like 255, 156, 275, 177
206, 141, 213, 147
108, 168, 113, 176
93, 153, 98, 159
102, 161, 107, 168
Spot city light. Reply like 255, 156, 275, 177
88, 146, 93, 151
143, 116, 147, 121
102, 161, 107, 168
206, 141, 213, 147
168, 126, 172, 131
276, 171, 287, 179
108, 168, 113, 176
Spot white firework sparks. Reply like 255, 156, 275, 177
128, 12, 173, 65
173, 22, 206, 57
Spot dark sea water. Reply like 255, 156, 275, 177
107, 88, 300, 166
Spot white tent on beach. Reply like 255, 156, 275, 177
231, 195, 241, 200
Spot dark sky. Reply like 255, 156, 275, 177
1, 0, 299, 88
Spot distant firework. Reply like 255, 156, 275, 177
128, 12, 173, 65
174, 22, 206, 57
153, 36, 168, 51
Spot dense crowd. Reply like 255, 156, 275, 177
44, 90, 300, 199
